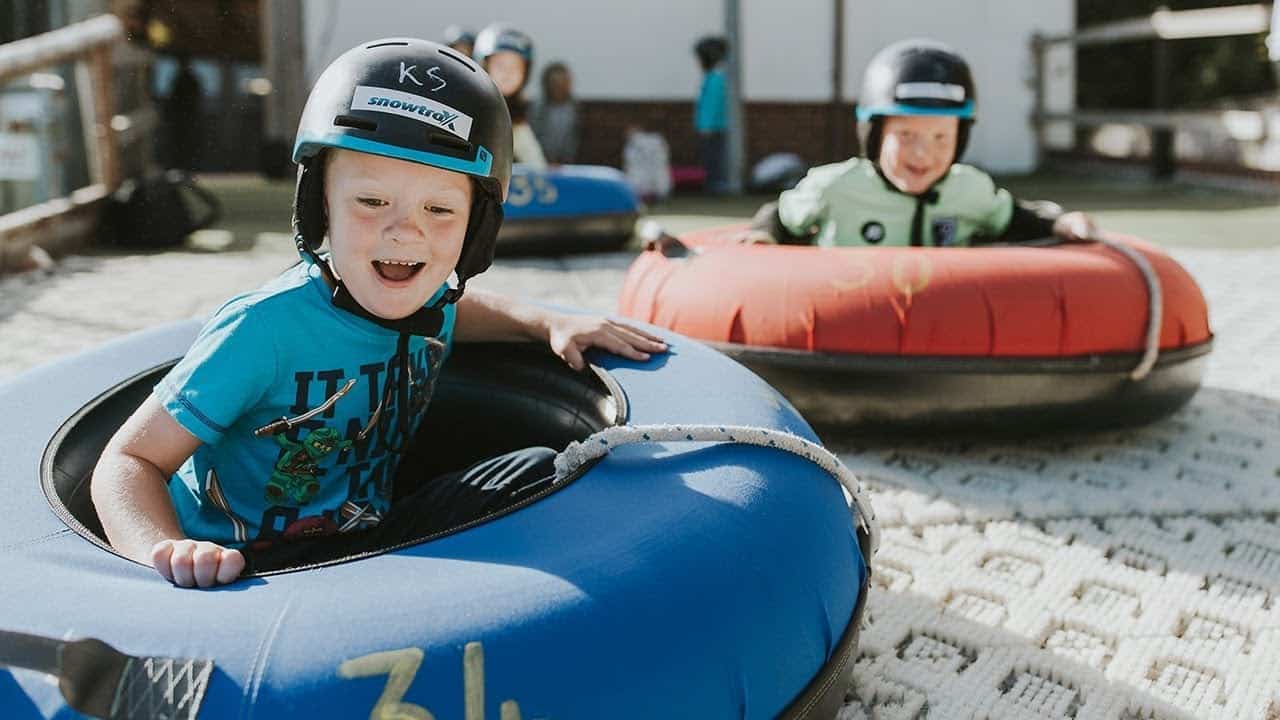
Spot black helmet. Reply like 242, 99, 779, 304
856, 39, 976, 162
694, 36, 728, 71
473, 24, 534, 70
292, 37, 513, 308
442, 25, 475, 50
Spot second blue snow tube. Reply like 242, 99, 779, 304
499, 164, 640, 253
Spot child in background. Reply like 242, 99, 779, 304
442, 25, 475, 58
529, 62, 579, 165
91, 38, 665, 588
693, 35, 729, 194
474, 24, 547, 169
623, 124, 673, 203
753, 39, 1094, 247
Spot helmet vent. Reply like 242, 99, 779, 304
428, 132, 472, 154
365, 41, 409, 49
438, 48, 477, 72
333, 114, 378, 132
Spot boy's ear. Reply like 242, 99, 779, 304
294, 156, 328, 249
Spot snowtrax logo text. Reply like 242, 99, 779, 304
368, 96, 459, 127
350, 85, 473, 140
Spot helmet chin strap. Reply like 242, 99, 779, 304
294, 233, 450, 454
294, 234, 448, 337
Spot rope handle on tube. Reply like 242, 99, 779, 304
1024, 232, 1165, 381
1090, 234, 1164, 381
554, 424, 881, 558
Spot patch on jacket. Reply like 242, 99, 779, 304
861, 221, 886, 244
932, 217, 959, 246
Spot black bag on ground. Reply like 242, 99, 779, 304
100, 169, 222, 248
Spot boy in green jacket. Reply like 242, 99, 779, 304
754, 39, 1094, 247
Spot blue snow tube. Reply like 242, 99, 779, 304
499, 164, 640, 253
0, 319, 868, 719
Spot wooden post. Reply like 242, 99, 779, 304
87, 44, 120, 189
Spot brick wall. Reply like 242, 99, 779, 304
575, 100, 860, 175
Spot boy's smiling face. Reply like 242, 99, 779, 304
485, 51, 527, 97
878, 114, 959, 195
324, 149, 471, 320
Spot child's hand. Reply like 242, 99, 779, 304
547, 315, 668, 371
1053, 211, 1098, 243
151, 538, 246, 588
739, 229, 777, 245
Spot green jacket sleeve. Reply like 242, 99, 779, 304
965, 167, 1015, 238
777, 162, 845, 237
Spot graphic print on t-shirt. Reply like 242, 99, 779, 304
252, 339, 446, 545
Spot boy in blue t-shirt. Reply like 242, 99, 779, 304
91, 39, 666, 588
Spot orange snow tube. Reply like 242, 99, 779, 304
619, 225, 1213, 432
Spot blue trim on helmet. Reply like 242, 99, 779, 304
293, 133, 494, 178
855, 100, 975, 121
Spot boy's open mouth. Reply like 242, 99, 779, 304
372, 260, 424, 283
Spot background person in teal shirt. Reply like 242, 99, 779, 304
694, 35, 729, 194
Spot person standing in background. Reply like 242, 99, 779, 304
474, 24, 547, 169
442, 25, 475, 58
529, 62, 579, 165
166, 53, 201, 171
693, 36, 729, 194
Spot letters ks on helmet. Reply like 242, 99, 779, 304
291, 38, 514, 295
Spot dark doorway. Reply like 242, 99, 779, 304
143, 0, 265, 172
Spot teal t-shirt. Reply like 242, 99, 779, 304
778, 157, 1015, 247
155, 261, 455, 548
695, 67, 728, 133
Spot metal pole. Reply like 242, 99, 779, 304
724, 0, 744, 194
1030, 33, 1044, 169
1151, 31, 1174, 179
830, 0, 845, 160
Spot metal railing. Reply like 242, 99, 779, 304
1030, 3, 1275, 178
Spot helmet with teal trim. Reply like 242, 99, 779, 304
856, 39, 976, 162
291, 37, 513, 302
473, 24, 534, 68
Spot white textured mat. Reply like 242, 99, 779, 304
835, 248, 1280, 720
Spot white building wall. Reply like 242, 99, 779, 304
741, 0, 832, 100
302, 0, 1072, 173
302, 0, 722, 101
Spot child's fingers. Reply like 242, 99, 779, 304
560, 343, 585, 371
191, 542, 224, 588
609, 323, 667, 351
598, 330, 651, 361
608, 320, 667, 347
216, 548, 246, 585
150, 541, 176, 584
168, 541, 197, 587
